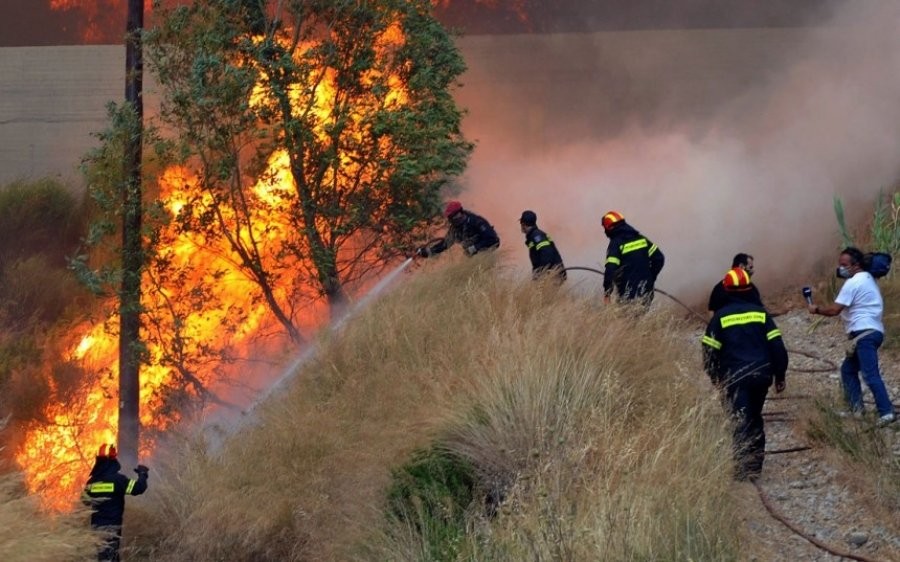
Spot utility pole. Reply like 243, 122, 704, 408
119, 0, 144, 468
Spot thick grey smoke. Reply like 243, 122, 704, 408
452, 1, 900, 305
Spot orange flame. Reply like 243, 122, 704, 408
16, 18, 412, 511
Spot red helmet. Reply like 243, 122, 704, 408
98, 443, 118, 459
601, 211, 624, 231
723, 267, 752, 291
443, 200, 463, 219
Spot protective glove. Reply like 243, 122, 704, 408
465, 245, 477, 256
415, 246, 430, 258
134, 464, 150, 476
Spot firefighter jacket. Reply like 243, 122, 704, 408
702, 295, 788, 387
524, 227, 566, 280
430, 210, 500, 256
81, 456, 148, 527
603, 222, 664, 299
708, 280, 763, 313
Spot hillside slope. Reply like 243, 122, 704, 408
125, 256, 743, 561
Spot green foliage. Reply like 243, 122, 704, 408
870, 190, 900, 257
0, 179, 94, 428
0, 178, 86, 267
74, 102, 147, 296
0, 179, 90, 326
146, 0, 473, 314
833, 195, 854, 248
834, 190, 900, 282
385, 445, 476, 560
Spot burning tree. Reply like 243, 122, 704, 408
13, 0, 471, 509
147, 0, 472, 330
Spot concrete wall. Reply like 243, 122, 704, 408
0, 46, 125, 184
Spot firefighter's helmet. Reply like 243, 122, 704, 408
443, 200, 463, 219
601, 211, 624, 231
723, 267, 752, 291
98, 444, 118, 459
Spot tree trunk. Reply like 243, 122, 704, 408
119, 0, 144, 468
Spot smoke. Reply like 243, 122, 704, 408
452, 0, 900, 305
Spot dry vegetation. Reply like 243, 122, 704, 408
0, 472, 98, 562
124, 256, 741, 561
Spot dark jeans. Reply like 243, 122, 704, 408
725, 376, 770, 479
841, 330, 894, 417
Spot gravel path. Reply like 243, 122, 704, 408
693, 308, 900, 562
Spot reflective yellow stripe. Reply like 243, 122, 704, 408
535, 241, 552, 250
125, 479, 136, 494
766, 329, 782, 340
606, 256, 621, 265
89, 482, 115, 494
702, 335, 722, 350
526, 242, 535, 249
648, 243, 658, 256
720, 311, 766, 328
620, 238, 649, 254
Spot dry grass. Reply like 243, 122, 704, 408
129, 256, 740, 561
0, 464, 97, 562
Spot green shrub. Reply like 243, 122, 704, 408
384, 446, 476, 560
0, 256, 87, 325
0, 179, 86, 267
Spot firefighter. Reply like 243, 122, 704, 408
519, 210, 566, 281
702, 268, 788, 480
601, 211, 664, 304
708, 253, 763, 314
82, 444, 149, 562
416, 200, 500, 258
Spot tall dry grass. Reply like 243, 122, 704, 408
0, 421, 97, 562
129, 256, 740, 561
0, 473, 98, 562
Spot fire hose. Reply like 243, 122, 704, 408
560, 266, 838, 373
752, 480, 886, 562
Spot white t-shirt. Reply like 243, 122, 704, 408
835, 271, 884, 334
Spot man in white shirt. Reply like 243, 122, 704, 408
808, 247, 895, 425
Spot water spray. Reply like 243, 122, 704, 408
242, 257, 415, 417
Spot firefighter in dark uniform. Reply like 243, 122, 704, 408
702, 268, 788, 481
519, 210, 565, 281
81, 444, 149, 561
416, 200, 500, 258
601, 211, 664, 304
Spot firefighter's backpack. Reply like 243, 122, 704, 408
863, 252, 892, 279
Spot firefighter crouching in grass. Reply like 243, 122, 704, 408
416, 200, 500, 259
82, 444, 149, 561
702, 268, 788, 481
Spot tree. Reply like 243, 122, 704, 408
146, 0, 472, 336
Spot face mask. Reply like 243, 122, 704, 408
836, 266, 852, 279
